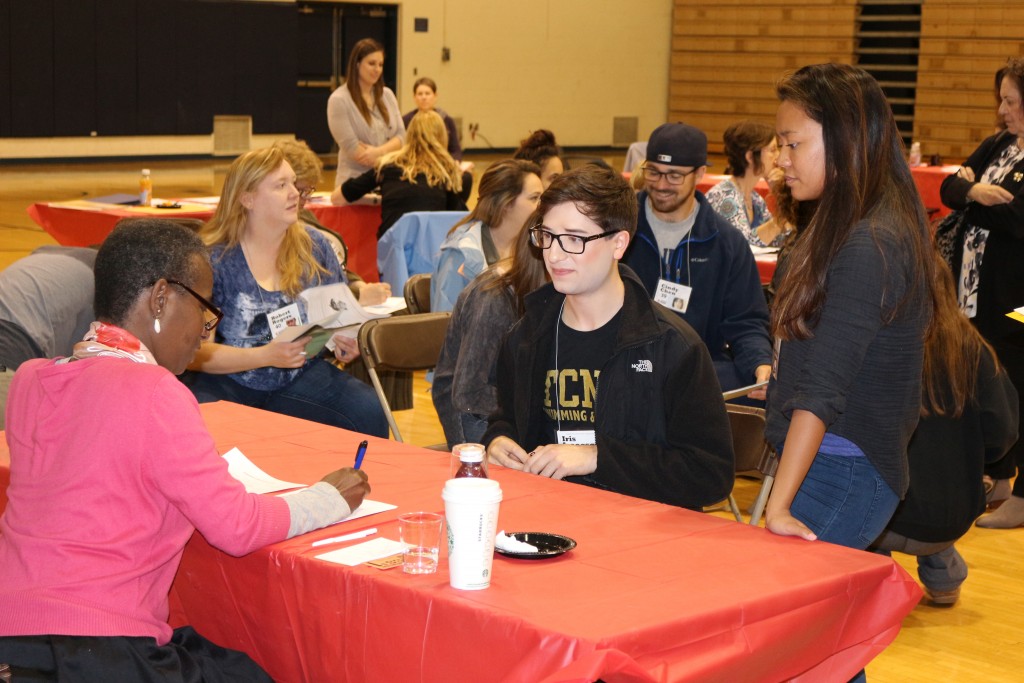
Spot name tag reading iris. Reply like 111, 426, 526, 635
557, 430, 596, 445
654, 279, 692, 313
267, 303, 302, 339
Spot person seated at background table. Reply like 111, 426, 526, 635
870, 255, 1018, 606
184, 147, 388, 438
937, 56, 1024, 527
333, 111, 471, 238
514, 129, 564, 188
705, 120, 789, 248
431, 159, 542, 312
622, 122, 772, 398
0, 219, 370, 681
402, 77, 469, 168
0, 245, 96, 430
274, 138, 391, 305
433, 219, 549, 447
483, 165, 734, 510
327, 37, 405, 186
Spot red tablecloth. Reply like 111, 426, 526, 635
26, 199, 382, 282
911, 165, 956, 219
76, 402, 926, 683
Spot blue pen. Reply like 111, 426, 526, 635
354, 440, 368, 469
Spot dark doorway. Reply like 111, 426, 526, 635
296, 2, 399, 155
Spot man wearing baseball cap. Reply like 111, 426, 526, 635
623, 122, 772, 397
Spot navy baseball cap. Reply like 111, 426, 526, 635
646, 123, 708, 168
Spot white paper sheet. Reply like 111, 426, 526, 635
362, 297, 408, 316
315, 537, 409, 566
223, 447, 305, 494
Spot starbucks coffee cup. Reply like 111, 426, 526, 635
442, 478, 502, 590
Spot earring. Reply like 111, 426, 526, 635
154, 314, 162, 335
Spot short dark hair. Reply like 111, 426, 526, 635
537, 165, 638, 238
412, 77, 437, 94
94, 218, 209, 324
722, 120, 775, 176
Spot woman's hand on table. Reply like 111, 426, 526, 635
523, 445, 598, 480
261, 337, 313, 369
321, 467, 371, 511
331, 333, 360, 363
968, 182, 1014, 206
487, 437, 528, 470
357, 282, 391, 306
765, 508, 818, 541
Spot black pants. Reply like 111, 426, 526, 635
0, 626, 272, 683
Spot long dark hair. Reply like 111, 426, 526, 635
484, 219, 549, 316
922, 253, 1000, 417
771, 63, 937, 340
344, 38, 389, 127
447, 159, 540, 235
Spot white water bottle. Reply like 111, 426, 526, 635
908, 142, 922, 167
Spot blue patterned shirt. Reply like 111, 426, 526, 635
209, 227, 343, 391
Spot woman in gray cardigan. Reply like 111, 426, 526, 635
327, 38, 405, 186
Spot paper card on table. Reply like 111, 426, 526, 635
362, 296, 408, 316
222, 447, 305, 494
315, 537, 409, 566
1007, 307, 1024, 325
366, 554, 405, 570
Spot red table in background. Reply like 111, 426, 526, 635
23, 401, 917, 683
911, 164, 956, 219
26, 198, 382, 283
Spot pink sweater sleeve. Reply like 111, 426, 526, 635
144, 376, 291, 556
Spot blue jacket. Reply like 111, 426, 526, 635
623, 191, 772, 382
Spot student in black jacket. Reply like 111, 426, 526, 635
483, 166, 734, 510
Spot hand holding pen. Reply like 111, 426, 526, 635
320, 441, 371, 511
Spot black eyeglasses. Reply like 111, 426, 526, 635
642, 164, 698, 185
166, 279, 223, 332
529, 226, 619, 254
296, 186, 316, 201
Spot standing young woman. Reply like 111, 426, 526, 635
431, 159, 542, 312
327, 38, 405, 186
765, 64, 938, 549
185, 147, 388, 438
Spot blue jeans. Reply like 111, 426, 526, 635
872, 531, 967, 593
183, 359, 389, 438
790, 452, 899, 550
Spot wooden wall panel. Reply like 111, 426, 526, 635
668, 1, 856, 154
916, 1, 1024, 161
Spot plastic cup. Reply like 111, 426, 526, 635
398, 512, 443, 574
442, 478, 502, 590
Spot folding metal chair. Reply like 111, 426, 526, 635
403, 273, 432, 314
724, 403, 778, 526
357, 312, 450, 442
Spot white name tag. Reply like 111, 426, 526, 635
654, 279, 692, 313
557, 430, 596, 445
267, 303, 302, 339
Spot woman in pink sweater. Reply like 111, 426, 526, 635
0, 219, 370, 681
